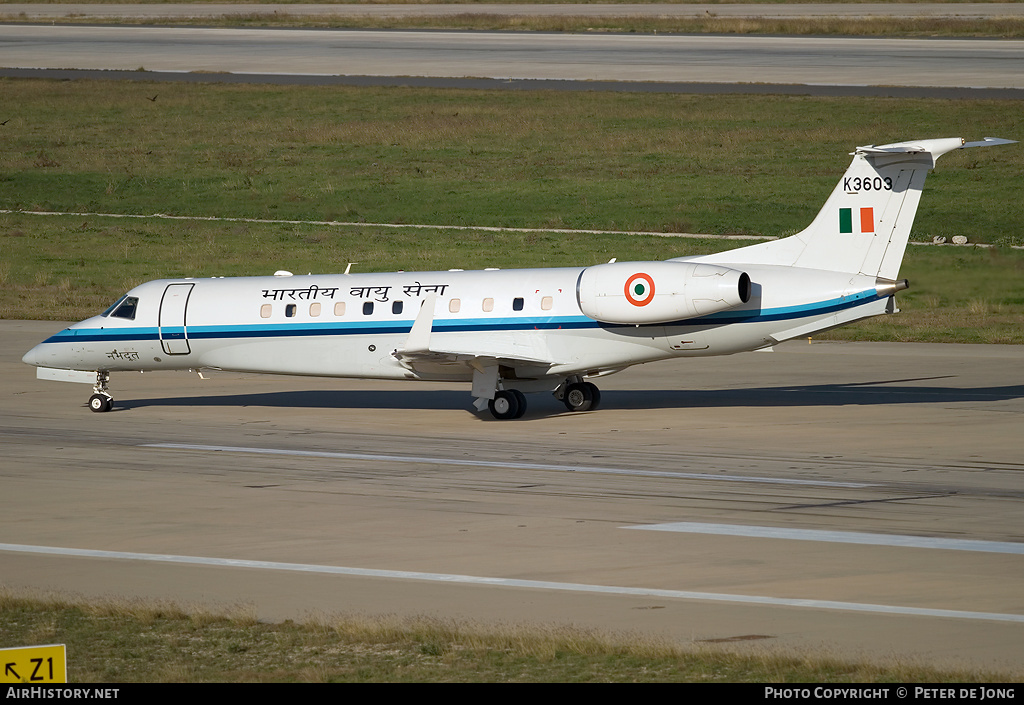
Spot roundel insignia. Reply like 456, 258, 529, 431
624, 272, 655, 307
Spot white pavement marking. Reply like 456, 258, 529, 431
628, 522, 1024, 555
143, 442, 876, 488
3, 542, 1022, 623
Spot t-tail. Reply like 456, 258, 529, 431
691, 137, 1015, 282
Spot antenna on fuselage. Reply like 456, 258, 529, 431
344, 262, 357, 275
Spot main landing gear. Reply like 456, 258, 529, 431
560, 380, 601, 413
88, 371, 113, 413
487, 389, 527, 420
481, 376, 602, 420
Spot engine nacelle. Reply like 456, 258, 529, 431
577, 261, 751, 324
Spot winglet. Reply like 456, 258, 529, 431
400, 293, 437, 354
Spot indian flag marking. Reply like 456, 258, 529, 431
839, 208, 853, 233
860, 207, 875, 233
840, 207, 875, 234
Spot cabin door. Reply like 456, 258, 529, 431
159, 283, 195, 355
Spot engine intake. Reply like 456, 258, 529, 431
577, 261, 751, 325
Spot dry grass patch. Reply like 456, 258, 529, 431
2, 588, 1017, 682
3, 10, 1020, 38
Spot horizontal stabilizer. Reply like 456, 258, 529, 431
961, 137, 1017, 150
855, 137, 1017, 169
857, 136, 1016, 156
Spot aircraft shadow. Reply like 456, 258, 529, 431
117, 377, 1024, 417
611, 381, 1024, 411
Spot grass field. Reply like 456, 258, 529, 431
0, 590, 1016, 682
6, 13, 1020, 37
3, 0, 1022, 37
2, 78, 1021, 342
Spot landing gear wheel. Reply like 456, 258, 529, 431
488, 390, 521, 420
89, 371, 112, 413
511, 389, 527, 419
583, 382, 601, 411
89, 393, 112, 413
563, 382, 595, 412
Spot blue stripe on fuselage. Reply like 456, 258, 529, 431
40, 291, 884, 344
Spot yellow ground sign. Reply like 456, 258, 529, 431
0, 644, 67, 683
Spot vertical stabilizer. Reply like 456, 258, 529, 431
792, 142, 934, 280
686, 138, 1014, 279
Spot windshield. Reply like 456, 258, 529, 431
100, 295, 128, 317
100, 295, 139, 320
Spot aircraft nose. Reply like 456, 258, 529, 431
22, 338, 65, 368
22, 344, 45, 367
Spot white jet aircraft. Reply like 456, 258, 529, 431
23, 137, 1013, 419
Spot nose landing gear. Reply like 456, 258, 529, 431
88, 371, 113, 413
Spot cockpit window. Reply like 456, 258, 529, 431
109, 297, 139, 320
101, 295, 128, 317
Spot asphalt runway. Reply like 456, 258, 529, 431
3, 320, 1023, 672
3, 24, 1023, 90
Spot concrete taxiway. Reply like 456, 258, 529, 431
5, 3, 1024, 20
2, 320, 1023, 672
3, 24, 1023, 90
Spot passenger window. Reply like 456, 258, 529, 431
541, 296, 553, 311
449, 298, 461, 313
334, 302, 346, 317
513, 297, 524, 311
111, 297, 139, 320
392, 300, 404, 315
363, 302, 374, 315
285, 304, 297, 318
482, 298, 494, 312
310, 302, 321, 317
260, 304, 272, 318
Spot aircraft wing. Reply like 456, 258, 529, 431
392, 347, 560, 368
391, 294, 563, 372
